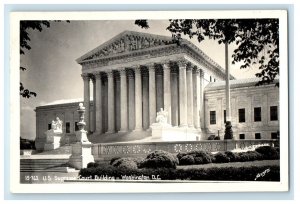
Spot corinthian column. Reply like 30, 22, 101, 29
178, 60, 188, 127
91, 76, 96, 132
200, 69, 205, 129
193, 67, 201, 129
148, 64, 156, 126
186, 65, 194, 127
95, 73, 102, 134
163, 62, 171, 124
134, 66, 143, 131
127, 69, 135, 130
119, 69, 128, 132
106, 71, 115, 133
82, 74, 90, 132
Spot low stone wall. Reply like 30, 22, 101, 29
92, 139, 277, 161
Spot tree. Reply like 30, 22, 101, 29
135, 19, 279, 86
20, 20, 70, 98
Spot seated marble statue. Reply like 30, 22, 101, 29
156, 108, 168, 124
51, 117, 63, 133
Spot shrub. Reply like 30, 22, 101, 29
111, 158, 138, 170
188, 150, 214, 164
177, 152, 188, 160
214, 152, 230, 163
139, 150, 179, 169
237, 152, 251, 162
225, 151, 240, 162
110, 157, 121, 165
255, 146, 279, 160
179, 155, 195, 165
246, 151, 264, 161
214, 136, 221, 140
207, 135, 215, 140
87, 162, 96, 168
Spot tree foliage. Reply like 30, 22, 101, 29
20, 20, 70, 98
135, 19, 279, 86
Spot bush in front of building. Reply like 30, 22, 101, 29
224, 151, 240, 162
255, 146, 279, 160
110, 157, 138, 170
179, 155, 195, 165
177, 150, 214, 165
86, 162, 100, 168
139, 150, 179, 169
110, 157, 122, 165
214, 152, 230, 163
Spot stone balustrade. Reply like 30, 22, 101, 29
91, 139, 278, 161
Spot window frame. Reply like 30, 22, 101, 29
254, 107, 262, 122
255, 133, 261, 139
66, 122, 71, 133
238, 108, 246, 123
270, 106, 278, 121
210, 111, 216, 125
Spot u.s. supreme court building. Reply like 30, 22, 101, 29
34, 30, 279, 151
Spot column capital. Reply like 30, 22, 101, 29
81, 74, 90, 81
177, 59, 189, 68
133, 66, 142, 74
161, 60, 171, 67
127, 69, 135, 79
193, 66, 200, 74
162, 62, 171, 70
106, 71, 114, 78
119, 68, 127, 76
186, 66, 193, 72
94, 72, 102, 79
147, 64, 156, 72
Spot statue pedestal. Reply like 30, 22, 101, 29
151, 123, 200, 141
44, 130, 63, 151
68, 129, 94, 169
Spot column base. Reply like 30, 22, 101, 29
105, 131, 115, 134
133, 128, 143, 132
179, 124, 188, 128
118, 130, 128, 133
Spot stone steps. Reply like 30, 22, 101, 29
37, 145, 72, 155
20, 158, 77, 173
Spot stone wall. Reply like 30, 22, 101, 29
204, 81, 279, 140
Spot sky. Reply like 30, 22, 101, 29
20, 20, 260, 140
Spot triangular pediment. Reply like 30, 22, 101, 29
76, 30, 176, 63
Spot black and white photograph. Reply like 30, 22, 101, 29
10, 10, 288, 193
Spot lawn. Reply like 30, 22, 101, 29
177, 160, 279, 170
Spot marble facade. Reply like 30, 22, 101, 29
34, 30, 279, 150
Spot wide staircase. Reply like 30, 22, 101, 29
20, 145, 77, 172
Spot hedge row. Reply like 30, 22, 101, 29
79, 164, 280, 181
177, 146, 279, 165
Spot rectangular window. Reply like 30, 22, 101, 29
210, 111, 216, 125
270, 106, 278, 121
75, 122, 79, 131
239, 134, 245, 140
254, 107, 261, 122
66, 122, 70, 133
271, 132, 278, 139
210, 76, 212, 82
224, 110, 226, 124
239, 108, 246, 123
48, 124, 51, 130
255, 133, 261, 139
